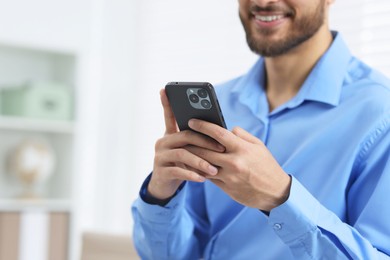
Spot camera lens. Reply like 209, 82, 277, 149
189, 94, 199, 103
198, 89, 208, 98
201, 99, 211, 109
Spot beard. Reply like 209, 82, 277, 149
240, 2, 326, 57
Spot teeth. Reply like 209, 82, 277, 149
255, 15, 283, 22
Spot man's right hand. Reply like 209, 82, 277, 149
147, 89, 225, 201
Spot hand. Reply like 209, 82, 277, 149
186, 119, 291, 211
148, 90, 225, 200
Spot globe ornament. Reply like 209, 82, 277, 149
8, 139, 56, 199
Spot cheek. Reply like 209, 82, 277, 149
284, 0, 317, 16
291, 0, 326, 14
285, 0, 305, 5
238, 0, 251, 13
238, 6, 250, 25
238, 0, 248, 6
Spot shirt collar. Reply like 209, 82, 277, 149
293, 31, 351, 107
231, 58, 268, 118
231, 31, 352, 115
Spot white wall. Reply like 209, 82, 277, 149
0, 0, 90, 51
330, 0, 390, 76
75, 0, 137, 233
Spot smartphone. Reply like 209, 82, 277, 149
165, 82, 226, 131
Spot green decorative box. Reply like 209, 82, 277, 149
1, 82, 73, 120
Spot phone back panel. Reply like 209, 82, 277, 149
165, 82, 226, 131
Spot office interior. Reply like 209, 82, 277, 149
0, 1, 388, 259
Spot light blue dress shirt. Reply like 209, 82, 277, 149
132, 32, 390, 259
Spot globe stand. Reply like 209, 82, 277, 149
16, 170, 43, 200
6, 139, 55, 201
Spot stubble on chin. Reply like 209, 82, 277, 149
239, 2, 326, 57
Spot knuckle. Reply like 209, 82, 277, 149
182, 130, 193, 139
198, 159, 208, 170
230, 157, 244, 172
215, 128, 227, 140
240, 144, 250, 154
226, 174, 237, 185
174, 148, 186, 160
186, 171, 195, 179
232, 126, 241, 134
153, 153, 162, 164
165, 168, 182, 181
170, 168, 195, 181
169, 167, 181, 177
154, 137, 165, 151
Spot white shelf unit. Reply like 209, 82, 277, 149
0, 43, 76, 198
0, 43, 77, 260
0, 198, 72, 260
0, 115, 75, 134
0, 198, 72, 212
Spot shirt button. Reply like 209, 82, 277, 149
273, 223, 282, 231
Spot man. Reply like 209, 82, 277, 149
132, 0, 390, 259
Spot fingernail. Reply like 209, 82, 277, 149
188, 119, 195, 128
208, 165, 218, 175
198, 175, 206, 182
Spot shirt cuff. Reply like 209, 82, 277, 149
140, 173, 186, 206
134, 174, 187, 223
268, 175, 320, 244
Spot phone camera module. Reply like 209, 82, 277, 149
189, 94, 199, 103
187, 87, 212, 110
197, 89, 208, 98
201, 99, 211, 109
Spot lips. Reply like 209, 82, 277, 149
249, 4, 293, 24
248, 8, 293, 30
254, 14, 285, 22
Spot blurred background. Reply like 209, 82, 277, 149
0, 0, 389, 260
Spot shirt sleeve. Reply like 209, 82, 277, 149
139, 174, 185, 206
269, 116, 390, 259
131, 177, 209, 260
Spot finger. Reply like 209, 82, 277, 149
232, 127, 263, 145
160, 89, 179, 134
186, 165, 208, 177
185, 145, 225, 169
161, 166, 206, 182
163, 148, 219, 176
188, 119, 239, 151
159, 130, 225, 152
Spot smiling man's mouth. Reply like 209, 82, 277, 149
254, 14, 285, 22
